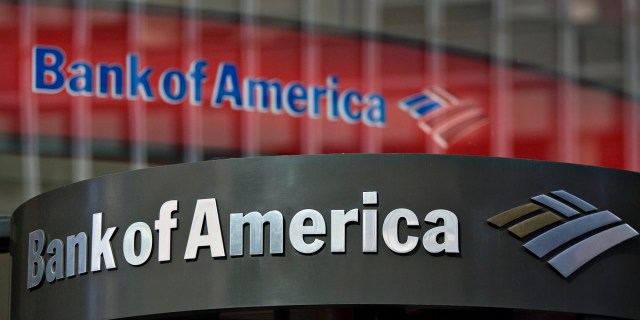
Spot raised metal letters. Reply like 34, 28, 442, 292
25, 191, 463, 290
123, 222, 153, 266
155, 200, 178, 262
184, 198, 225, 260
90, 213, 117, 272
45, 239, 64, 283
382, 208, 419, 254
27, 230, 45, 289
423, 209, 459, 254
289, 209, 326, 254
362, 191, 378, 205
362, 209, 378, 253
330, 209, 359, 253
229, 210, 284, 256
362, 191, 378, 253
66, 232, 87, 277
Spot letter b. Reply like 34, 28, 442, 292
33, 46, 66, 93
27, 230, 46, 289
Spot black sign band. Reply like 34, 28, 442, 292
10, 155, 640, 319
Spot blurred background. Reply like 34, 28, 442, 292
0, 0, 639, 318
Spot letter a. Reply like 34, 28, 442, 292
211, 63, 242, 108
184, 198, 226, 260
423, 209, 459, 254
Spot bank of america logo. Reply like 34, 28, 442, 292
398, 87, 488, 149
487, 190, 638, 278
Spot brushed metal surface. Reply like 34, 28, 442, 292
9, 155, 640, 320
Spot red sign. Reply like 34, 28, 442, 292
0, 3, 638, 170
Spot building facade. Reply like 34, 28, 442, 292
1, 0, 639, 319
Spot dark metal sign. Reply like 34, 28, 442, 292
10, 155, 640, 319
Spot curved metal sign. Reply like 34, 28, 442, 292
10, 155, 640, 319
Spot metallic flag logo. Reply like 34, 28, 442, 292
487, 190, 639, 278
398, 87, 488, 148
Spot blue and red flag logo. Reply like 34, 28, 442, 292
398, 87, 488, 148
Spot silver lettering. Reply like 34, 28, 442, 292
289, 209, 326, 254
330, 209, 358, 253
27, 230, 45, 289
362, 209, 377, 253
66, 232, 88, 277
184, 198, 225, 260
123, 222, 153, 266
382, 208, 419, 254
45, 239, 64, 283
423, 209, 459, 253
362, 191, 378, 253
155, 200, 178, 262
230, 210, 284, 256
91, 212, 117, 272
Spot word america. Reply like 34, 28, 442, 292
32, 45, 386, 127
26, 191, 459, 290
